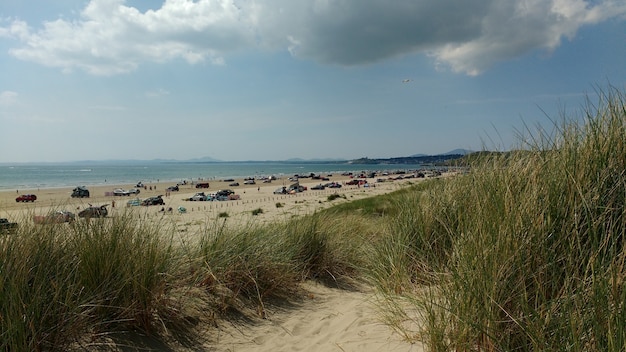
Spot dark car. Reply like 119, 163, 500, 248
189, 192, 206, 201
216, 189, 235, 197
273, 187, 287, 194
311, 184, 325, 190
71, 186, 90, 198
78, 205, 108, 218
16, 194, 37, 202
195, 182, 210, 188
142, 195, 165, 206
166, 185, 179, 192
0, 218, 18, 232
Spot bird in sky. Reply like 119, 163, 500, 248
402, 79, 412, 83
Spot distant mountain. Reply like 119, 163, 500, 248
442, 148, 473, 155
285, 157, 347, 162
410, 149, 473, 157
186, 156, 222, 162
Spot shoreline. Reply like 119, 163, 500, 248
0, 162, 451, 192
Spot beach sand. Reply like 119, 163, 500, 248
0, 174, 431, 352
0, 174, 410, 227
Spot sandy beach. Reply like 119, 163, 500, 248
1, 174, 412, 227
0, 173, 430, 352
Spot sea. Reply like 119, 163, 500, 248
0, 162, 430, 191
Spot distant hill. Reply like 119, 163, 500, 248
442, 148, 473, 155
186, 156, 222, 162
349, 153, 466, 165
410, 149, 473, 157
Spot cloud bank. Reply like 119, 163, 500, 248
1, 0, 624, 75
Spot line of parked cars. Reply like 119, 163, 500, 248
311, 182, 342, 190
185, 189, 240, 201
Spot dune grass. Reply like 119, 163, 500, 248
0, 207, 375, 350
365, 87, 626, 351
0, 214, 179, 350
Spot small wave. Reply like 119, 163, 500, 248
79, 169, 92, 172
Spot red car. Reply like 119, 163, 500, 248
16, 194, 37, 202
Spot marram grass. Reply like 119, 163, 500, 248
366, 87, 626, 351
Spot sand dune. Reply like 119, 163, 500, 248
0, 173, 436, 351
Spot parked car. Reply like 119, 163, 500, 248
128, 188, 141, 195
223, 178, 235, 182
195, 182, 210, 188
0, 218, 18, 232
71, 186, 90, 198
136, 181, 144, 188
326, 182, 342, 188
311, 184, 325, 190
166, 185, 179, 192
190, 192, 206, 201
113, 189, 130, 196
216, 189, 235, 197
53, 210, 75, 222
16, 194, 37, 202
287, 183, 306, 193
273, 187, 287, 194
126, 198, 142, 207
142, 195, 165, 206
34, 211, 75, 224
78, 204, 108, 218
243, 179, 256, 185
229, 182, 240, 187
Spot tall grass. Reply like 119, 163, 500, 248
191, 213, 369, 318
0, 212, 180, 350
368, 87, 626, 351
0, 205, 375, 349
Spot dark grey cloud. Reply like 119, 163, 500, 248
255, 0, 489, 65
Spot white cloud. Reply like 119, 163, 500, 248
4, 0, 254, 75
1, 0, 625, 75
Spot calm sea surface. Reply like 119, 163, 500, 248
0, 162, 427, 191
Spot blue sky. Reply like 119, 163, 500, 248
1, 0, 625, 162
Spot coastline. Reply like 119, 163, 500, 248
0, 162, 439, 192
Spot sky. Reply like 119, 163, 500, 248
0, 0, 625, 163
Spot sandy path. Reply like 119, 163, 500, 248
206, 282, 423, 352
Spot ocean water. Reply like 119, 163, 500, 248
0, 162, 427, 191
